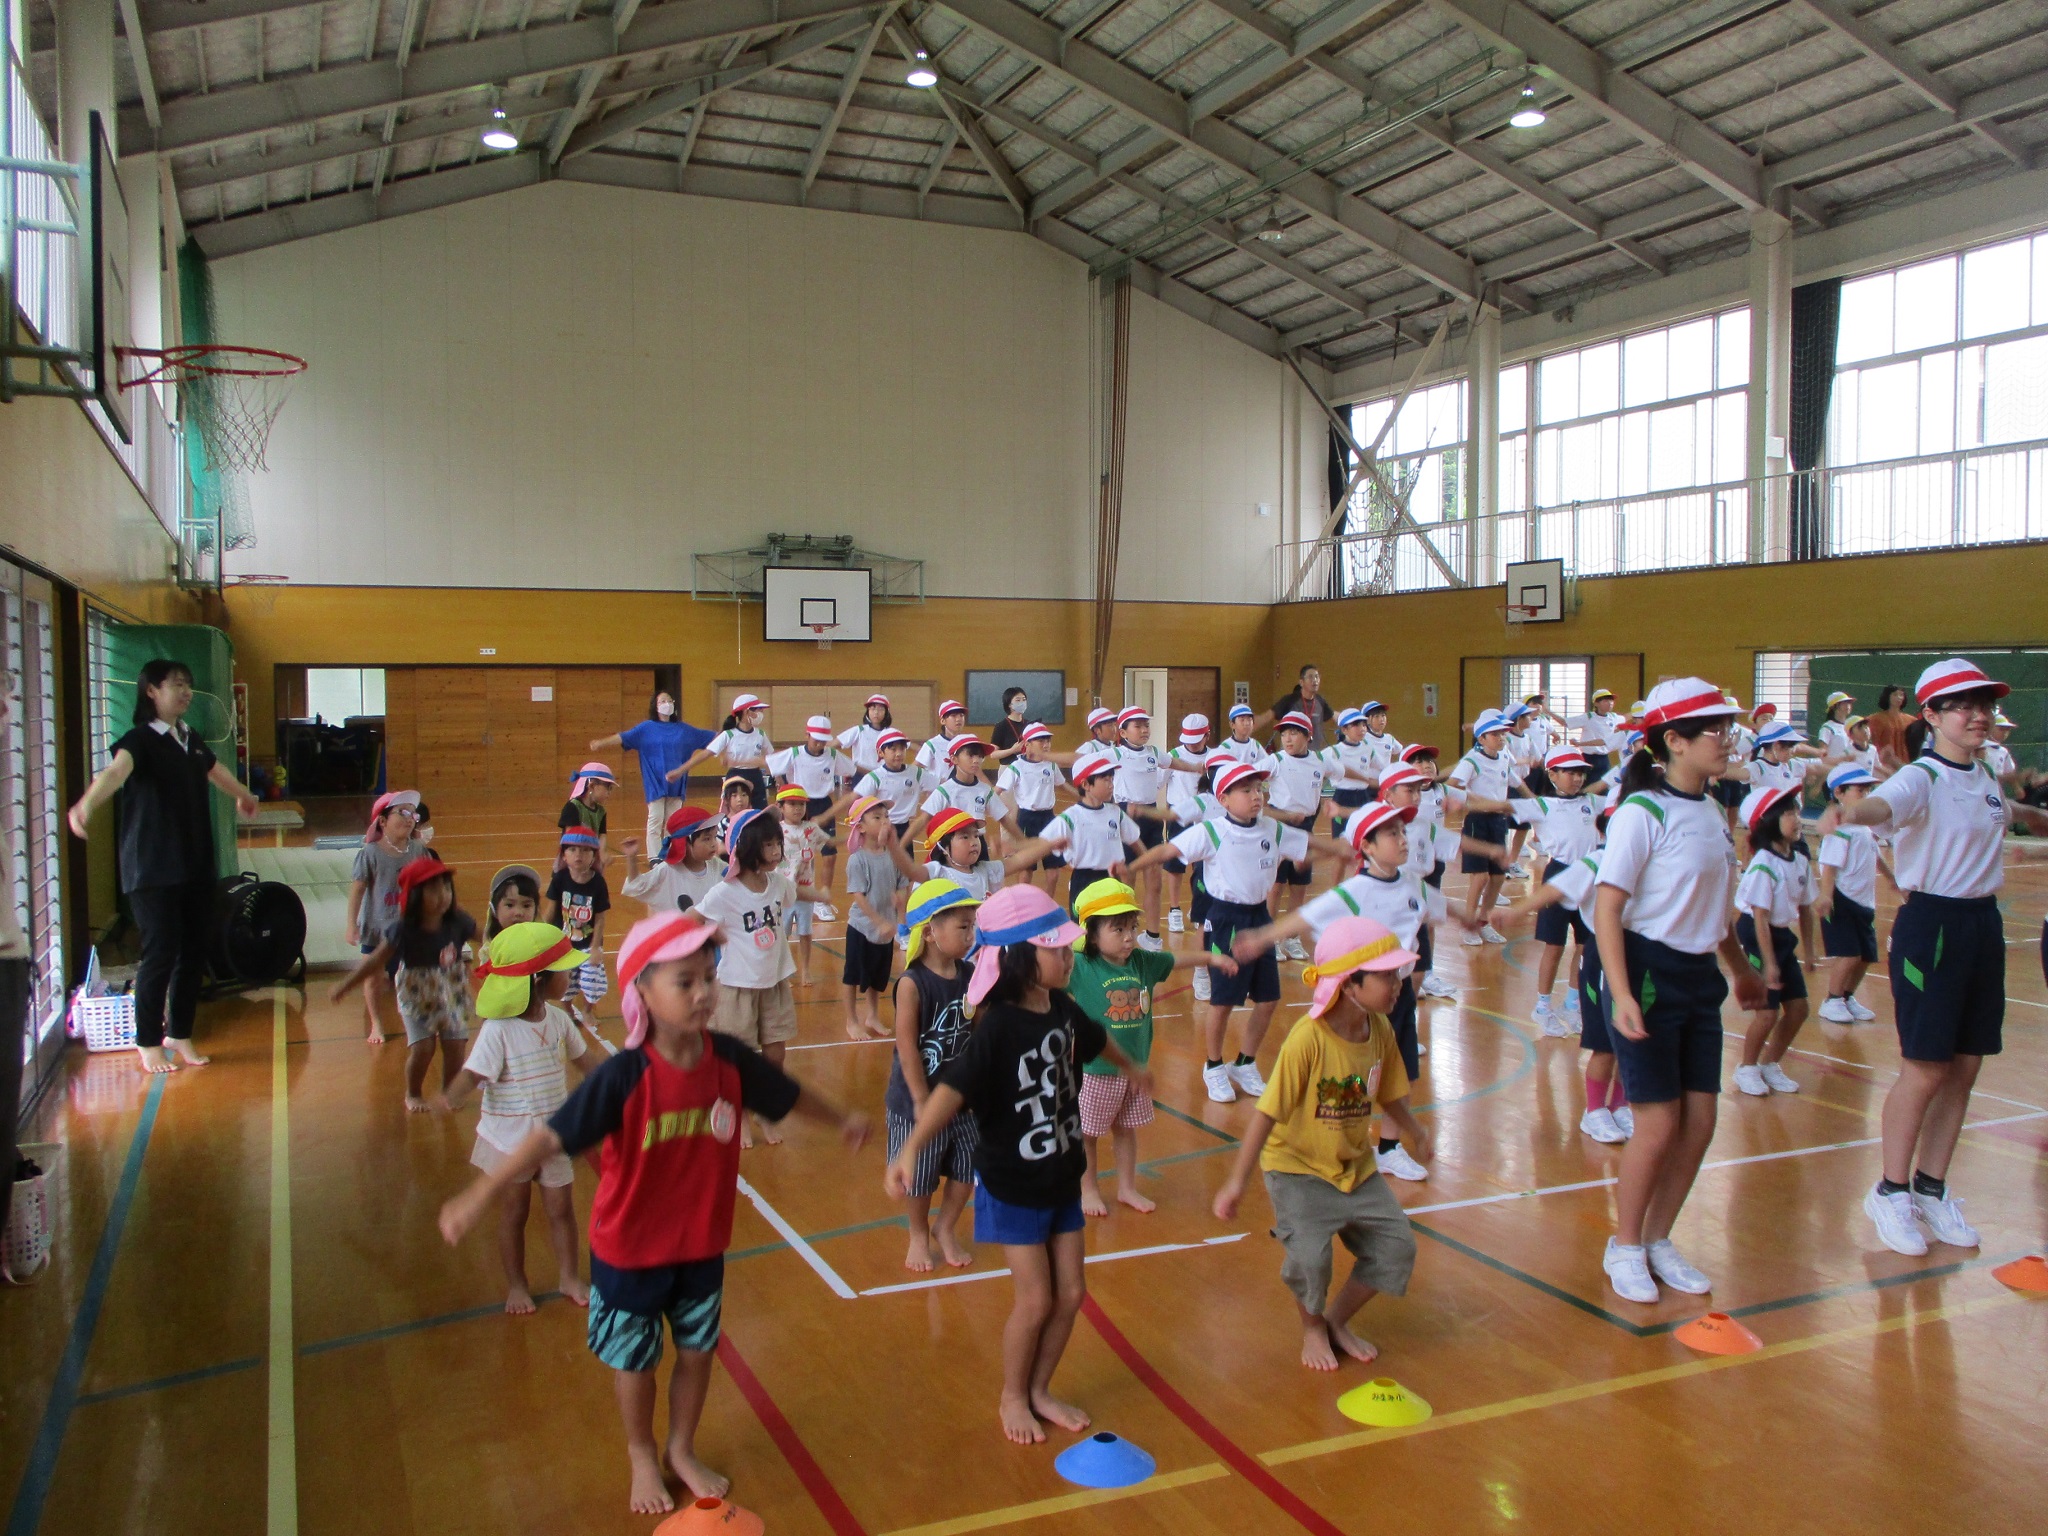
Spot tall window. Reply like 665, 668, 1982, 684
2, 561, 66, 1106
305, 668, 386, 722
1504, 658, 1589, 719
1829, 230, 2048, 551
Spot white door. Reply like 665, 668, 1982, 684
1121, 668, 1167, 722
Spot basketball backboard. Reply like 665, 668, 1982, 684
88, 110, 133, 442
1502, 557, 1565, 624
763, 566, 872, 642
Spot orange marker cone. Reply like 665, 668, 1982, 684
654, 1497, 766, 1536
1674, 1312, 1762, 1355
1337, 1377, 1432, 1428
1991, 1255, 2048, 1294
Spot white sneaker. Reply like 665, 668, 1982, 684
1137, 932, 1163, 952
1167, 907, 1184, 934
1864, 1184, 1929, 1256
812, 902, 836, 922
1561, 988, 1581, 1019
1461, 929, 1485, 947
1535, 997, 1572, 1037
1228, 1058, 1267, 1096
1647, 1238, 1712, 1294
1494, 892, 1512, 908
1759, 1062, 1800, 1094
1912, 1189, 1980, 1247
1283, 936, 1308, 962
1733, 1064, 1770, 1097
1580, 1107, 1626, 1143
1613, 1105, 1634, 1137
1817, 996, 1856, 1024
1202, 1063, 1237, 1103
1421, 974, 1458, 998
1505, 863, 1528, 879
1192, 966, 1212, 1003
1480, 925, 1506, 944
1378, 1145, 1428, 1181
1603, 1239, 1659, 1304
1417, 1039, 1428, 1056
1845, 995, 1876, 1021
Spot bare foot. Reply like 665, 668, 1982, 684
627, 1446, 675, 1515
757, 1116, 783, 1146
740, 1120, 755, 1150
1030, 1391, 1091, 1434
135, 1046, 179, 1075
937, 1234, 974, 1269
1080, 1182, 1109, 1218
1300, 1320, 1340, 1371
667, 1446, 730, 1502
1325, 1319, 1378, 1365
865, 1019, 893, 1039
903, 1233, 935, 1273
168, 1040, 210, 1066
505, 1286, 537, 1316
366, 1029, 386, 1046
999, 1392, 1046, 1445
404, 1095, 431, 1113
845, 1019, 868, 1042
560, 1275, 590, 1307
1116, 1187, 1157, 1215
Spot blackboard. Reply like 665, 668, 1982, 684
965, 670, 1066, 727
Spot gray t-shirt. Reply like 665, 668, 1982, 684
843, 848, 908, 944
352, 838, 425, 936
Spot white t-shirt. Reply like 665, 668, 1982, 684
465, 1004, 586, 1153
1361, 729, 1404, 778
708, 726, 771, 768
915, 731, 963, 773
1738, 754, 1809, 793
696, 873, 800, 988
1736, 848, 1806, 929
855, 763, 934, 823
1300, 868, 1424, 957
837, 722, 889, 773
1258, 750, 1328, 817
1165, 750, 1210, 821
1818, 719, 1853, 759
1511, 793, 1601, 865
1447, 746, 1516, 803
922, 775, 994, 822
1053, 801, 1141, 870
1546, 854, 1600, 914
621, 859, 722, 916
998, 758, 1062, 814
1213, 735, 1264, 766
769, 744, 847, 798
776, 820, 827, 892
1112, 743, 1169, 807
1980, 742, 2016, 778
1596, 788, 1738, 954
1818, 824, 1879, 909
1521, 715, 1556, 761
1169, 815, 1309, 905
923, 858, 1006, 901
1867, 754, 2007, 899
1320, 739, 1378, 791
1569, 710, 1627, 756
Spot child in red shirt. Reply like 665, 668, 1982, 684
439, 912, 869, 1516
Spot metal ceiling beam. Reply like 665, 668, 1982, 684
177, 103, 550, 189
1184, 0, 1403, 121
1791, 0, 2030, 168
1765, 64, 2048, 187
936, 0, 1489, 304
122, 0, 878, 156
546, 68, 606, 163
888, 16, 1029, 215
116, 0, 163, 131
800, 7, 898, 202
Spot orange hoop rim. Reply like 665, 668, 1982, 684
225, 573, 290, 585
117, 344, 308, 389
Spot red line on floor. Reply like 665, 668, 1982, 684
1080, 1294, 1348, 1536
717, 1335, 870, 1536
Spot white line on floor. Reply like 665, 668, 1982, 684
738, 1177, 859, 1299
859, 1233, 1247, 1297
786, 1038, 893, 1051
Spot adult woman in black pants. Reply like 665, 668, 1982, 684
68, 659, 259, 1074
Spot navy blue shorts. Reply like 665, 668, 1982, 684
1821, 894, 1877, 962
804, 795, 837, 836
1121, 809, 1165, 851
1018, 806, 1065, 869
1461, 811, 1510, 874
1202, 898, 1280, 1007
1736, 915, 1806, 1008
1188, 863, 1210, 928
1414, 920, 1433, 973
1577, 942, 1612, 1054
1713, 778, 1745, 810
1068, 867, 1113, 915
842, 926, 892, 993
1890, 892, 2004, 1061
1331, 787, 1372, 827
1534, 860, 1578, 947
1604, 931, 1727, 1103
973, 1181, 1085, 1246
586, 1255, 723, 1371
1163, 817, 1186, 875
1389, 976, 1419, 1079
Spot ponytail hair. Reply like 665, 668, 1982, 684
1903, 716, 1930, 760
1615, 745, 1662, 799
721, 712, 741, 733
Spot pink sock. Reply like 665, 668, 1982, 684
1586, 1074, 1612, 1111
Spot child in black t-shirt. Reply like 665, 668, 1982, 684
332, 854, 477, 1111
886, 885, 1148, 1447
546, 829, 612, 1025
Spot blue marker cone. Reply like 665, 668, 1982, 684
1054, 1432, 1157, 1489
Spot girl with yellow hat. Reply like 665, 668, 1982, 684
885, 880, 983, 1272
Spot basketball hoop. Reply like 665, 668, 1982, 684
809, 623, 839, 651
1501, 603, 1542, 629
225, 573, 289, 618
116, 345, 307, 474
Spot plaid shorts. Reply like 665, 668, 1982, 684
1079, 1071, 1154, 1137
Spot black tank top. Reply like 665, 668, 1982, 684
884, 961, 973, 1121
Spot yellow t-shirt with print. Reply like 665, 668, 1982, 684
1256, 1012, 1411, 1193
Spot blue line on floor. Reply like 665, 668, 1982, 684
6, 1074, 166, 1536
73, 1356, 263, 1408
1151, 1101, 1241, 1142
299, 1294, 566, 1356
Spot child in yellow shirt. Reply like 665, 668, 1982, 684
1213, 916, 1432, 1371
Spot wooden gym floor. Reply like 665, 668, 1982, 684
5, 792, 2046, 1536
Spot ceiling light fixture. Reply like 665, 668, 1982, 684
1255, 205, 1286, 244
1509, 87, 1546, 129
907, 49, 937, 89
482, 107, 520, 151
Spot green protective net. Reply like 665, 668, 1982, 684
177, 238, 256, 551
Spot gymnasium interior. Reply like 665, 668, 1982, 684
3, 0, 2047, 1530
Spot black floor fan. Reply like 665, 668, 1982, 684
205, 872, 308, 997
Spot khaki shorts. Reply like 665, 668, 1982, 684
645, 796, 683, 848
471, 1137, 575, 1189
711, 978, 799, 1048
1263, 1169, 1415, 1313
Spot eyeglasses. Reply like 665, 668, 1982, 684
391, 805, 421, 818
1935, 699, 1996, 718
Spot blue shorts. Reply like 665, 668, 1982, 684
1068, 867, 1114, 915
1018, 806, 1065, 869
1604, 931, 1726, 1103
586, 1255, 724, 1371
1821, 895, 1878, 962
1576, 941, 1613, 1054
1330, 788, 1372, 832
804, 796, 838, 837
1461, 811, 1510, 874
1389, 976, 1419, 1079
1201, 898, 1280, 1007
973, 1181, 1085, 1246
1533, 860, 1580, 947
1890, 892, 2003, 1061
1736, 915, 1805, 1008
1121, 809, 1165, 851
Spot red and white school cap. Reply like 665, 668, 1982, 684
730, 693, 767, 714
1544, 748, 1591, 772
1204, 749, 1239, 772
865, 693, 891, 707
1376, 764, 1427, 794
1741, 784, 1801, 834
1213, 761, 1270, 796
804, 715, 833, 738
1178, 714, 1208, 745
875, 728, 910, 750
1086, 707, 1116, 730
1071, 750, 1117, 784
1117, 706, 1150, 728
1914, 658, 2010, 707
1344, 800, 1416, 850
1021, 722, 1054, 743
1277, 710, 1314, 733
1641, 677, 1735, 730
938, 698, 967, 718
1400, 742, 1439, 762
947, 735, 990, 758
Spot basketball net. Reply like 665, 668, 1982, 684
811, 624, 837, 651
119, 346, 307, 474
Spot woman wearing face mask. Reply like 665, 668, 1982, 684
988, 686, 1035, 765
592, 691, 718, 849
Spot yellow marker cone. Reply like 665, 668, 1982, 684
654, 1497, 766, 1536
1674, 1312, 1763, 1355
1337, 1377, 1432, 1428
1991, 1255, 2048, 1294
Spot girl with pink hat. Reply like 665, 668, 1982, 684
558, 762, 619, 865
345, 789, 428, 1045
673, 695, 773, 809
1212, 916, 1429, 1372
885, 884, 1151, 1446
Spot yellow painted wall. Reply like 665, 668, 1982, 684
1271, 542, 2048, 753
225, 585, 1275, 760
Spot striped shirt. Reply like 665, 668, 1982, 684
466, 1005, 587, 1152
